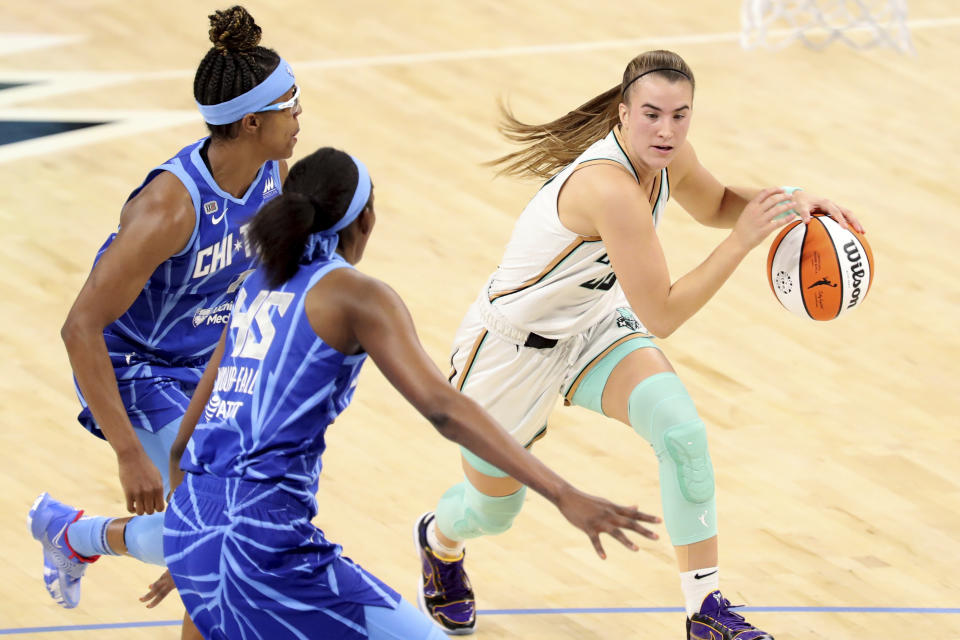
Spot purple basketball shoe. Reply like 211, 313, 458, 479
413, 512, 476, 635
687, 590, 773, 639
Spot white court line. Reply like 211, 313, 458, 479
295, 16, 960, 69
0, 71, 181, 107
2, 16, 959, 101
0, 108, 198, 121
0, 110, 198, 163
0, 33, 86, 56
0, 16, 957, 163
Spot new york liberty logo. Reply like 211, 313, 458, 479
615, 308, 640, 331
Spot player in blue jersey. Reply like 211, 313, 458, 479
159, 146, 662, 640
26, 5, 299, 634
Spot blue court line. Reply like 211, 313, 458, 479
0, 620, 179, 635
2, 606, 958, 634
484, 606, 960, 615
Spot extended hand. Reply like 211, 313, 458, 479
117, 450, 165, 515
139, 569, 176, 608
556, 487, 661, 559
791, 190, 865, 233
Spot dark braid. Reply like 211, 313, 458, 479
193, 5, 281, 138
248, 148, 363, 287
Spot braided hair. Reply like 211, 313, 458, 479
193, 5, 280, 138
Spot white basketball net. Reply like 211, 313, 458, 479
741, 0, 915, 52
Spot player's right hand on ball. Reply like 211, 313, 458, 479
732, 187, 797, 251
117, 450, 166, 515
556, 486, 661, 559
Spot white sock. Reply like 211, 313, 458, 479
427, 519, 464, 560
680, 567, 719, 617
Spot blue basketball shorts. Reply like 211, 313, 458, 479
164, 473, 403, 640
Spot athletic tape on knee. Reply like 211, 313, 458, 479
434, 479, 526, 542
123, 512, 166, 567
629, 372, 717, 544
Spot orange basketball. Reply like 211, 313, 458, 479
767, 213, 874, 320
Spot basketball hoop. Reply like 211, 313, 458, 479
740, 0, 915, 53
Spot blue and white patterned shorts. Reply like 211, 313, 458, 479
164, 473, 400, 640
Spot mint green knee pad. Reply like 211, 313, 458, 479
434, 479, 527, 542
628, 372, 716, 545
571, 351, 717, 546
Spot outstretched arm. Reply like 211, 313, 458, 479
324, 272, 661, 558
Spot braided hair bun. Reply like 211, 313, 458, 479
208, 5, 262, 53
194, 5, 280, 133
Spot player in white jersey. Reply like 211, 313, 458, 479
414, 50, 864, 639
483, 129, 669, 339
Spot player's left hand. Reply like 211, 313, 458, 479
792, 191, 865, 233
139, 569, 176, 608
555, 486, 661, 559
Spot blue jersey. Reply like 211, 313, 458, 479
168, 255, 401, 638
183, 255, 366, 517
77, 138, 282, 437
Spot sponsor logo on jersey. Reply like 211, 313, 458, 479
262, 174, 278, 198
203, 199, 226, 225
193, 301, 233, 328
211, 203, 227, 225
203, 393, 221, 421
203, 393, 244, 422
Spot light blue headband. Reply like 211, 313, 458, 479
196, 57, 295, 125
302, 155, 373, 262
329, 156, 372, 234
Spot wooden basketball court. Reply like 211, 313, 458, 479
1, 1, 958, 637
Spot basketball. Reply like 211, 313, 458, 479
766, 213, 874, 320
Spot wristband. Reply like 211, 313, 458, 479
777, 186, 803, 220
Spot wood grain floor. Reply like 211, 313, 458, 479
1, 2, 958, 638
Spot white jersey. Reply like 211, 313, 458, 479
485, 127, 670, 338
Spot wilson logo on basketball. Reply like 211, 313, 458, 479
766, 213, 874, 321
844, 240, 866, 308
